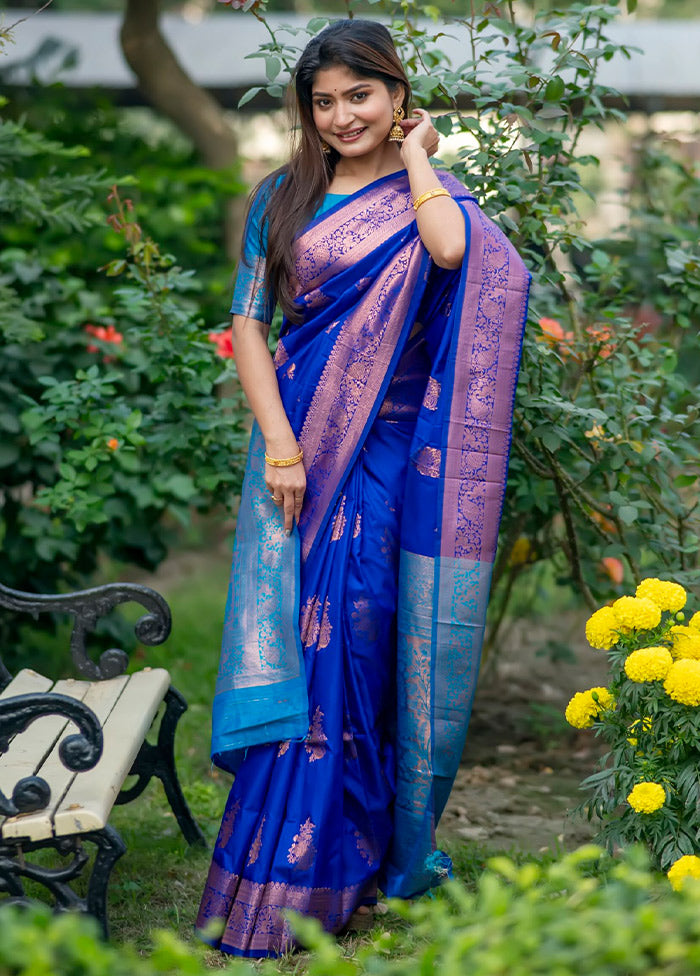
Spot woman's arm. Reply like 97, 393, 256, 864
231, 314, 305, 535
400, 109, 466, 270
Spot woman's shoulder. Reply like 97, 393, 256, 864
250, 169, 287, 211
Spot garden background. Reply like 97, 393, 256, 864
2, 0, 700, 972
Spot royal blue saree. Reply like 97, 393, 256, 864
197, 170, 530, 957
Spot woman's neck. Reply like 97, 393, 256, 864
330, 144, 404, 194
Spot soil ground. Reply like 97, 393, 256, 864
440, 612, 609, 854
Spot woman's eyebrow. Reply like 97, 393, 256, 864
312, 83, 373, 97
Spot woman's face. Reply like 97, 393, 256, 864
311, 65, 403, 159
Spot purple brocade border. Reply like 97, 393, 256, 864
442, 201, 530, 562
197, 860, 367, 955
294, 181, 426, 562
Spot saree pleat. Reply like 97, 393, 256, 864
199, 170, 530, 955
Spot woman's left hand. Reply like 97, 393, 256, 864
399, 109, 439, 160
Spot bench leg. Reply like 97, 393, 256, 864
117, 687, 205, 847
85, 826, 127, 939
0, 829, 125, 938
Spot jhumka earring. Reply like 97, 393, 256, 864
388, 107, 405, 143
321, 139, 331, 154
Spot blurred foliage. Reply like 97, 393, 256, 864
241, 0, 700, 645
5, 847, 700, 974
0, 68, 249, 649
1, 80, 241, 328
7, 0, 700, 17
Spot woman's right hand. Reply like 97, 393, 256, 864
265, 449, 306, 536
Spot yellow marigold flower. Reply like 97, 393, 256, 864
585, 606, 619, 650
635, 578, 686, 613
565, 687, 614, 729
627, 716, 652, 746
509, 537, 532, 566
670, 626, 700, 661
688, 612, 700, 633
627, 781, 666, 814
624, 646, 673, 683
668, 855, 700, 891
664, 659, 700, 706
612, 596, 661, 632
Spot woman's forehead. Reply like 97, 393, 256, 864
312, 65, 374, 94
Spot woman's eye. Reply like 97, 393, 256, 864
352, 92, 367, 102
315, 99, 331, 109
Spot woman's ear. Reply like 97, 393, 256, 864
392, 85, 406, 111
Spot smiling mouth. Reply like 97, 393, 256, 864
336, 127, 366, 141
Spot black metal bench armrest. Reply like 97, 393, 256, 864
0, 692, 103, 818
0, 581, 171, 681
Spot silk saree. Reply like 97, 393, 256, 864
197, 170, 530, 957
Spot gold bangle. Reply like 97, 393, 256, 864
413, 187, 450, 212
265, 447, 304, 468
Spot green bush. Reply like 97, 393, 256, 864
277, 847, 700, 976
0, 78, 249, 657
6, 848, 700, 975
0, 904, 250, 976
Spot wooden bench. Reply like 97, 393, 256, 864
0, 580, 204, 936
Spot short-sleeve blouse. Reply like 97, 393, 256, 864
230, 183, 348, 324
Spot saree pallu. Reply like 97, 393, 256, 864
197, 171, 530, 956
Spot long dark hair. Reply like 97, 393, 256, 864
243, 19, 410, 323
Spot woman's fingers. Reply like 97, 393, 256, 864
283, 493, 295, 535
266, 472, 306, 536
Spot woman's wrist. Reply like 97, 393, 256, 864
264, 434, 300, 458
401, 142, 429, 167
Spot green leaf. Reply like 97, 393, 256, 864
544, 76, 565, 102
163, 473, 197, 501
238, 87, 262, 109
264, 56, 281, 82
618, 505, 638, 526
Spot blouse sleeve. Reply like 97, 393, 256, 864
229, 178, 278, 325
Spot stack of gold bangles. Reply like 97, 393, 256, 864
265, 447, 304, 467
412, 187, 450, 212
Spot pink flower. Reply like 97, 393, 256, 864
208, 327, 235, 359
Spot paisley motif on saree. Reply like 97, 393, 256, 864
211, 170, 530, 899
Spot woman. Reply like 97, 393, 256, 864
197, 19, 530, 958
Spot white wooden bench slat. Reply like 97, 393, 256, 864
53, 668, 171, 837
1, 674, 130, 842
0, 669, 54, 699
0, 677, 91, 797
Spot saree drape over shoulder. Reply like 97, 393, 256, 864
197, 170, 530, 957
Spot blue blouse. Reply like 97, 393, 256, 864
230, 188, 348, 323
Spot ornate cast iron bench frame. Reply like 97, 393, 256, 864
0, 580, 205, 936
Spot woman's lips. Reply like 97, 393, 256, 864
335, 127, 366, 142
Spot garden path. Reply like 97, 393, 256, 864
440, 613, 609, 854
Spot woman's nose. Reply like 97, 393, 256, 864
333, 102, 353, 128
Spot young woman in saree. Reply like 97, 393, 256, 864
197, 19, 530, 958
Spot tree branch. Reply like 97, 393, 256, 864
120, 0, 242, 256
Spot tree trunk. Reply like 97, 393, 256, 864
120, 0, 243, 258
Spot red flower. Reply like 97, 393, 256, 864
85, 323, 124, 353
537, 316, 574, 355
586, 325, 616, 359
208, 327, 235, 359
601, 556, 624, 585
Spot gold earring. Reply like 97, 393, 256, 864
321, 139, 331, 154
388, 106, 405, 143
